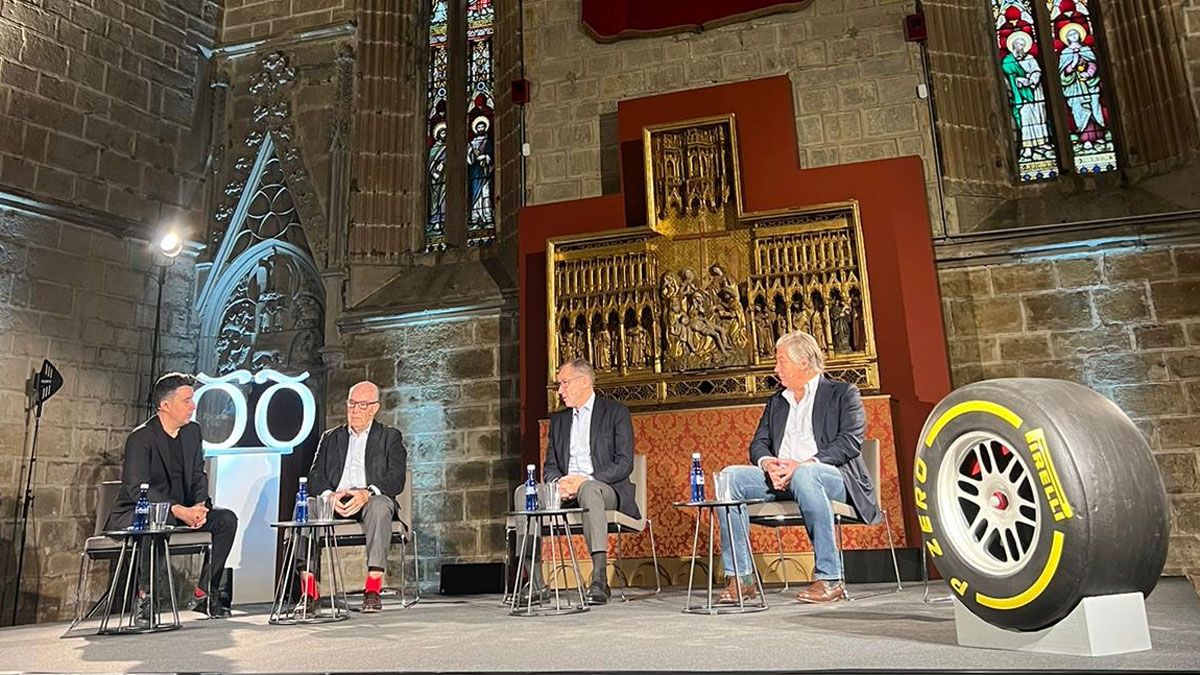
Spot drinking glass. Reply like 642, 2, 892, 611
537, 481, 561, 510
712, 471, 731, 502
308, 494, 333, 522
149, 502, 171, 530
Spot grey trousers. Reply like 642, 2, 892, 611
298, 494, 396, 571
512, 480, 617, 583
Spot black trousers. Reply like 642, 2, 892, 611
110, 507, 238, 595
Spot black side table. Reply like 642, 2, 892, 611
96, 527, 184, 635
506, 508, 590, 616
672, 499, 769, 615
269, 520, 353, 624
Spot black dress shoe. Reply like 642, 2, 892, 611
517, 582, 552, 604
187, 593, 231, 618
204, 604, 232, 619
586, 581, 610, 605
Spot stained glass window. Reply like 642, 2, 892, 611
1045, 0, 1117, 174
989, 0, 1118, 182
466, 0, 495, 246
425, 0, 449, 251
991, 0, 1059, 181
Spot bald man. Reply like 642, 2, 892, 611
298, 381, 407, 613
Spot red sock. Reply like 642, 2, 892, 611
303, 574, 318, 599
194, 587, 206, 598
365, 575, 382, 593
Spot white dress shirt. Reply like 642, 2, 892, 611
567, 393, 596, 479
760, 373, 821, 468
329, 422, 379, 495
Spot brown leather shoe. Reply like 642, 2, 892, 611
795, 579, 845, 604
716, 577, 758, 605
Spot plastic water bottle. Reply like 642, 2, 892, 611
132, 483, 150, 531
690, 453, 705, 503
295, 477, 309, 523
524, 465, 537, 511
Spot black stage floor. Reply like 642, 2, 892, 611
1, 579, 1198, 673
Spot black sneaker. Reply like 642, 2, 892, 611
292, 594, 319, 619
134, 595, 153, 627
361, 590, 383, 613
586, 581, 611, 605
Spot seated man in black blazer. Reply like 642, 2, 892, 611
107, 373, 237, 619
716, 331, 879, 604
513, 358, 639, 605
300, 381, 407, 613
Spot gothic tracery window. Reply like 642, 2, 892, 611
990, 0, 1118, 182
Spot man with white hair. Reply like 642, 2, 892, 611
716, 330, 879, 604
299, 381, 407, 613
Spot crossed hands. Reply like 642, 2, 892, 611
171, 503, 208, 528
557, 474, 587, 500
762, 458, 817, 491
330, 489, 371, 517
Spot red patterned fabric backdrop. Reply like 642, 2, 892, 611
538, 396, 907, 559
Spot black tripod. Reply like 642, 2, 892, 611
10, 360, 62, 625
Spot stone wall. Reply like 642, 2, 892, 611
329, 312, 521, 591
0, 0, 219, 224
221, 0, 353, 43
520, 0, 935, 207
0, 0, 216, 625
938, 240, 1200, 578
0, 207, 197, 624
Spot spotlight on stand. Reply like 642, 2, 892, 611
10, 360, 63, 625
146, 227, 186, 414
157, 229, 184, 259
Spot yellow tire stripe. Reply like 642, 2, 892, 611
975, 531, 1064, 610
923, 400, 1024, 448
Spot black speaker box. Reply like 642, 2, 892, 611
439, 562, 505, 595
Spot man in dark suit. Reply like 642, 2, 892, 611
300, 380, 407, 613
716, 330, 879, 604
107, 373, 237, 618
513, 358, 638, 605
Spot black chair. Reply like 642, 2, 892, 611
745, 439, 902, 598
70, 481, 213, 629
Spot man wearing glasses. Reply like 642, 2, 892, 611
299, 381, 407, 612
513, 358, 639, 605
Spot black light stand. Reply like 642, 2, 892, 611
10, 359, 62, 625
145, 263, 168, 417
145, 232, 183, 417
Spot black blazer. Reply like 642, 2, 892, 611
107, 416, 208, 530
307, 422, 407, 498
544, 396, 640, 519
748, 377, 880, 525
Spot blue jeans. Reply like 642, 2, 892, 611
717, 463, 848, 581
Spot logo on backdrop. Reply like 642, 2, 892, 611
191, 369, 316, 457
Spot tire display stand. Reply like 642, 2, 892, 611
914, 378, 1169, 656
954, 593, 1151, 656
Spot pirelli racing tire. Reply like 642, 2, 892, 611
914, 378, 1169, 632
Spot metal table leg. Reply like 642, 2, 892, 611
683, 504, 703, 613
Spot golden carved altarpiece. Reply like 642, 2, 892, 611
546, 115, 879, 410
